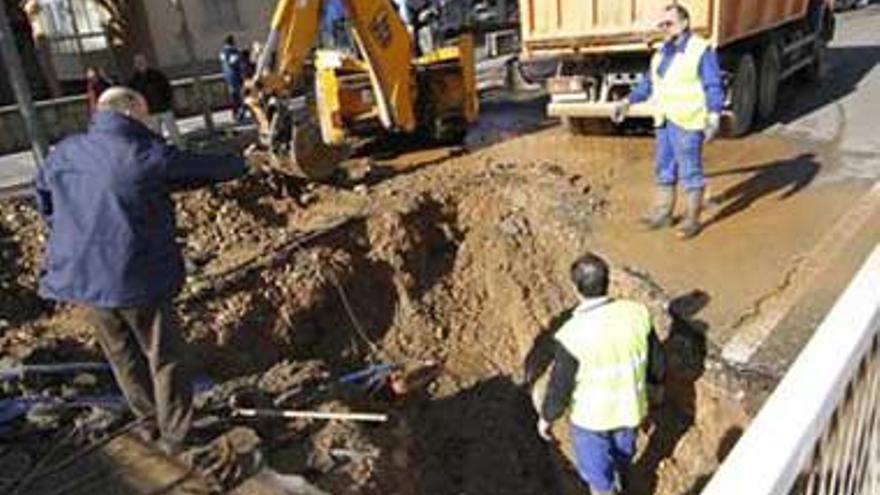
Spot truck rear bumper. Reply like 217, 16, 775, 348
548, 100, 655, 119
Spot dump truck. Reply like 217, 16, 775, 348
247, 0, 479, 181
518, 0, 836, 135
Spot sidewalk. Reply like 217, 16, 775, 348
0, 110, 242, 193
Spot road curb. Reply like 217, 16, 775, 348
722, 180, 880, 365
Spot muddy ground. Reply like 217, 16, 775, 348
3, 8, 879, 490
0, 109, 753, 495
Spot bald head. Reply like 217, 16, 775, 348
97, 86, 150, 123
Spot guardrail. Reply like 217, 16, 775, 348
0, 74, 230, 155
703, 245, 880, 495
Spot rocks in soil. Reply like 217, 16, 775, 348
0, 142, 747, 495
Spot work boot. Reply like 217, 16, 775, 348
641, 185, 676, 230
677, 188, 704, 239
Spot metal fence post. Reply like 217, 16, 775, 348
170, 0, 216, 141
0, 1, 49, 166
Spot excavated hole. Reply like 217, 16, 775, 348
175, 186, 750, 495
0, 160, 751, 494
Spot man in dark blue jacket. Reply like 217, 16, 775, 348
219, 35, 246, 122
34, 86, 246, 453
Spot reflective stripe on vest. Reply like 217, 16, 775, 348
651, 35, 710, 131
555, 299, 651, 431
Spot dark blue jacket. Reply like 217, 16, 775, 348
34, 111, 246, 308
219, 44, 244, 88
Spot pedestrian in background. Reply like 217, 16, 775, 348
220, 35, 246, 123
128, 54, 182, 147
34, 87, 246, 455
85, 66, 111, 114
612, 3, 724, 239
537, 253, 666, 495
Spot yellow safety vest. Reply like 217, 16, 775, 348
651, 34, 710, 131
555, 299, 651, 431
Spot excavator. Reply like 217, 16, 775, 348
246, 0, 480, 181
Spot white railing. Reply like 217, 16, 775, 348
703, 245, 880, 495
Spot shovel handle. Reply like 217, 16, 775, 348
232, 408, 388, 423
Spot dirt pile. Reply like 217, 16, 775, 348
0, 200, 49, 329
0, 147, 748, 494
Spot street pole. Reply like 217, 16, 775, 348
66, 0, 88, 72
170, 0, 216, 141
0, 1, 48, 165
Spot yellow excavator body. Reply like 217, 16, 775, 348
247, 0, 479, 181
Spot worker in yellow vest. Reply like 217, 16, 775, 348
612, 3, 724, 239
537, 253, 666, 495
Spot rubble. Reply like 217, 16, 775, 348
0, 139, 748, 494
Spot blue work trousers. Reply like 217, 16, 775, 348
655, 121, 706, 191
571, 423, 637, 492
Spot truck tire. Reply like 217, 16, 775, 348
800, 38, 828, 83
432, 116, 469, 145
729, 53, 758, 136
801, 0, 832, 82
758, 42, 782, 121
509, 59, 542, 91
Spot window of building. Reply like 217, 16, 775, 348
201, 0, 242, 31
38, 0, 110, 53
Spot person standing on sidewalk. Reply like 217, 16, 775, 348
537, 253, 666, 495
219, 35, 246, 122
612, 3, 724, 239
34, 87, 246, 454
128, 54, 183, 147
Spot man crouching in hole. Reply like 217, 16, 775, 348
34, 87, 246, 456
534, 253, 667, 494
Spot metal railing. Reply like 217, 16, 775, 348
703, 245, 880, 495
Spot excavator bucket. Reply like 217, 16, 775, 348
289, 120, 350, 182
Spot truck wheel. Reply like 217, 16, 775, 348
730, 53, 758, 137
758, 42, 782, 121
509, 59, 542, 92
430, 116, 468, 145
801, 38, 828, 83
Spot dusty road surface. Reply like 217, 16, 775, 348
1, 7, 878, 495
593, 5, 880, 375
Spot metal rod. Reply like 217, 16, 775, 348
8, 426, 79, 495
27, 417, 150, 481
66, 0, 88, 72
0, 362, 111, 381
781, 56, 813, 81
0, 2, 49, 165
782, 33, 817, 56
232, 408, 388, 423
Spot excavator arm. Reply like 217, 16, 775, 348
255, 0, 416, 132
342, 0, 416, 131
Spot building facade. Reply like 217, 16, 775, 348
143, 0, 276, 71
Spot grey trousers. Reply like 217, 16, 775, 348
84, 302, 193, 446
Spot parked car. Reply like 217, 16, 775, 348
472, 2, 501, 24
834, 0, 870, 10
